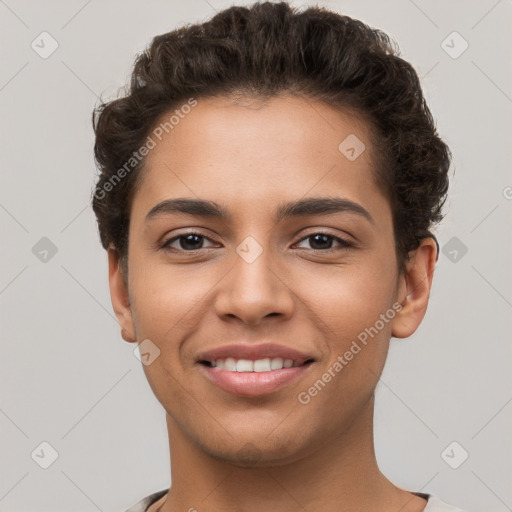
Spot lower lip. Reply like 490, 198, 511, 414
198, 363, 314, 397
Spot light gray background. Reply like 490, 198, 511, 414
1, 1, 511, 511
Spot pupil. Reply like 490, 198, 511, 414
178, 234, 334, 251
181, 234, 202, 250
310, 234, 332, 250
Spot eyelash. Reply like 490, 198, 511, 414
160, 230, 354, 254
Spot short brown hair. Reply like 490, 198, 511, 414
91, 1, 451, 276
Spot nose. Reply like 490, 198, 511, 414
214, 244, 295, 326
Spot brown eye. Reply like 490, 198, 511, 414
161, 232, 217, 252
295, 233, 353, 252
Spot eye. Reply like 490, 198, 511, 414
161, 231, 218, 252
160, 230, 354, 254
295, 232, 354, 252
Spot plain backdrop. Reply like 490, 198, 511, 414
0, 1, 511, 511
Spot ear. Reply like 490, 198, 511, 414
108, 245, 137, 343
391, 237, 438, 339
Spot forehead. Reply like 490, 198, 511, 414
131, 94, 389, 224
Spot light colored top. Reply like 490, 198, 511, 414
123, 489, 470, 512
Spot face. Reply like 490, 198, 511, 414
109, 94, 436, 466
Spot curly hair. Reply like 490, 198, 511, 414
91, 1, 451, 277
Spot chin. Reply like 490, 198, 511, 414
200, 431, 312, 468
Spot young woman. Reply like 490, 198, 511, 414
91, 2, 466, 511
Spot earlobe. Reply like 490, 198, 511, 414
121, 328, 136, 343
391, 237, 438, 339
107, 246, 137, 343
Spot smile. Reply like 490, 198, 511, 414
198, 358, 315, 396
201, 357, 313, 372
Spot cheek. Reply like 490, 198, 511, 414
128, 233, 397, 347
291, 268, 395, 425
292, 255, 397, 384
127, 254, 219, 341
294, 255, 396, 332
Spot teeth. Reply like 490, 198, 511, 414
253, 358, 271, 372
224, 357, 237, 371
211, 357, 299, 372
270, 357, 284, 370
236, 359, 253, 372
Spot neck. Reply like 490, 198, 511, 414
157, 395, 424, 512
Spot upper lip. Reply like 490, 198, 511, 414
196, 343, 316, 365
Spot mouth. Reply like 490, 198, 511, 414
199, 357, 315, 372
195, 343, 317, 396
197, 357, 316, 397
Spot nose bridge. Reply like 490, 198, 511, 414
214, 235, 294, 325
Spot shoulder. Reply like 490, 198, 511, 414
423, 494, 470, 512
123, 489, 169, 512
123, 489, 471, 512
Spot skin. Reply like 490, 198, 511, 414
108, 94, 437, 512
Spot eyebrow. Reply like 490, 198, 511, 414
145, 197, 374, 225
